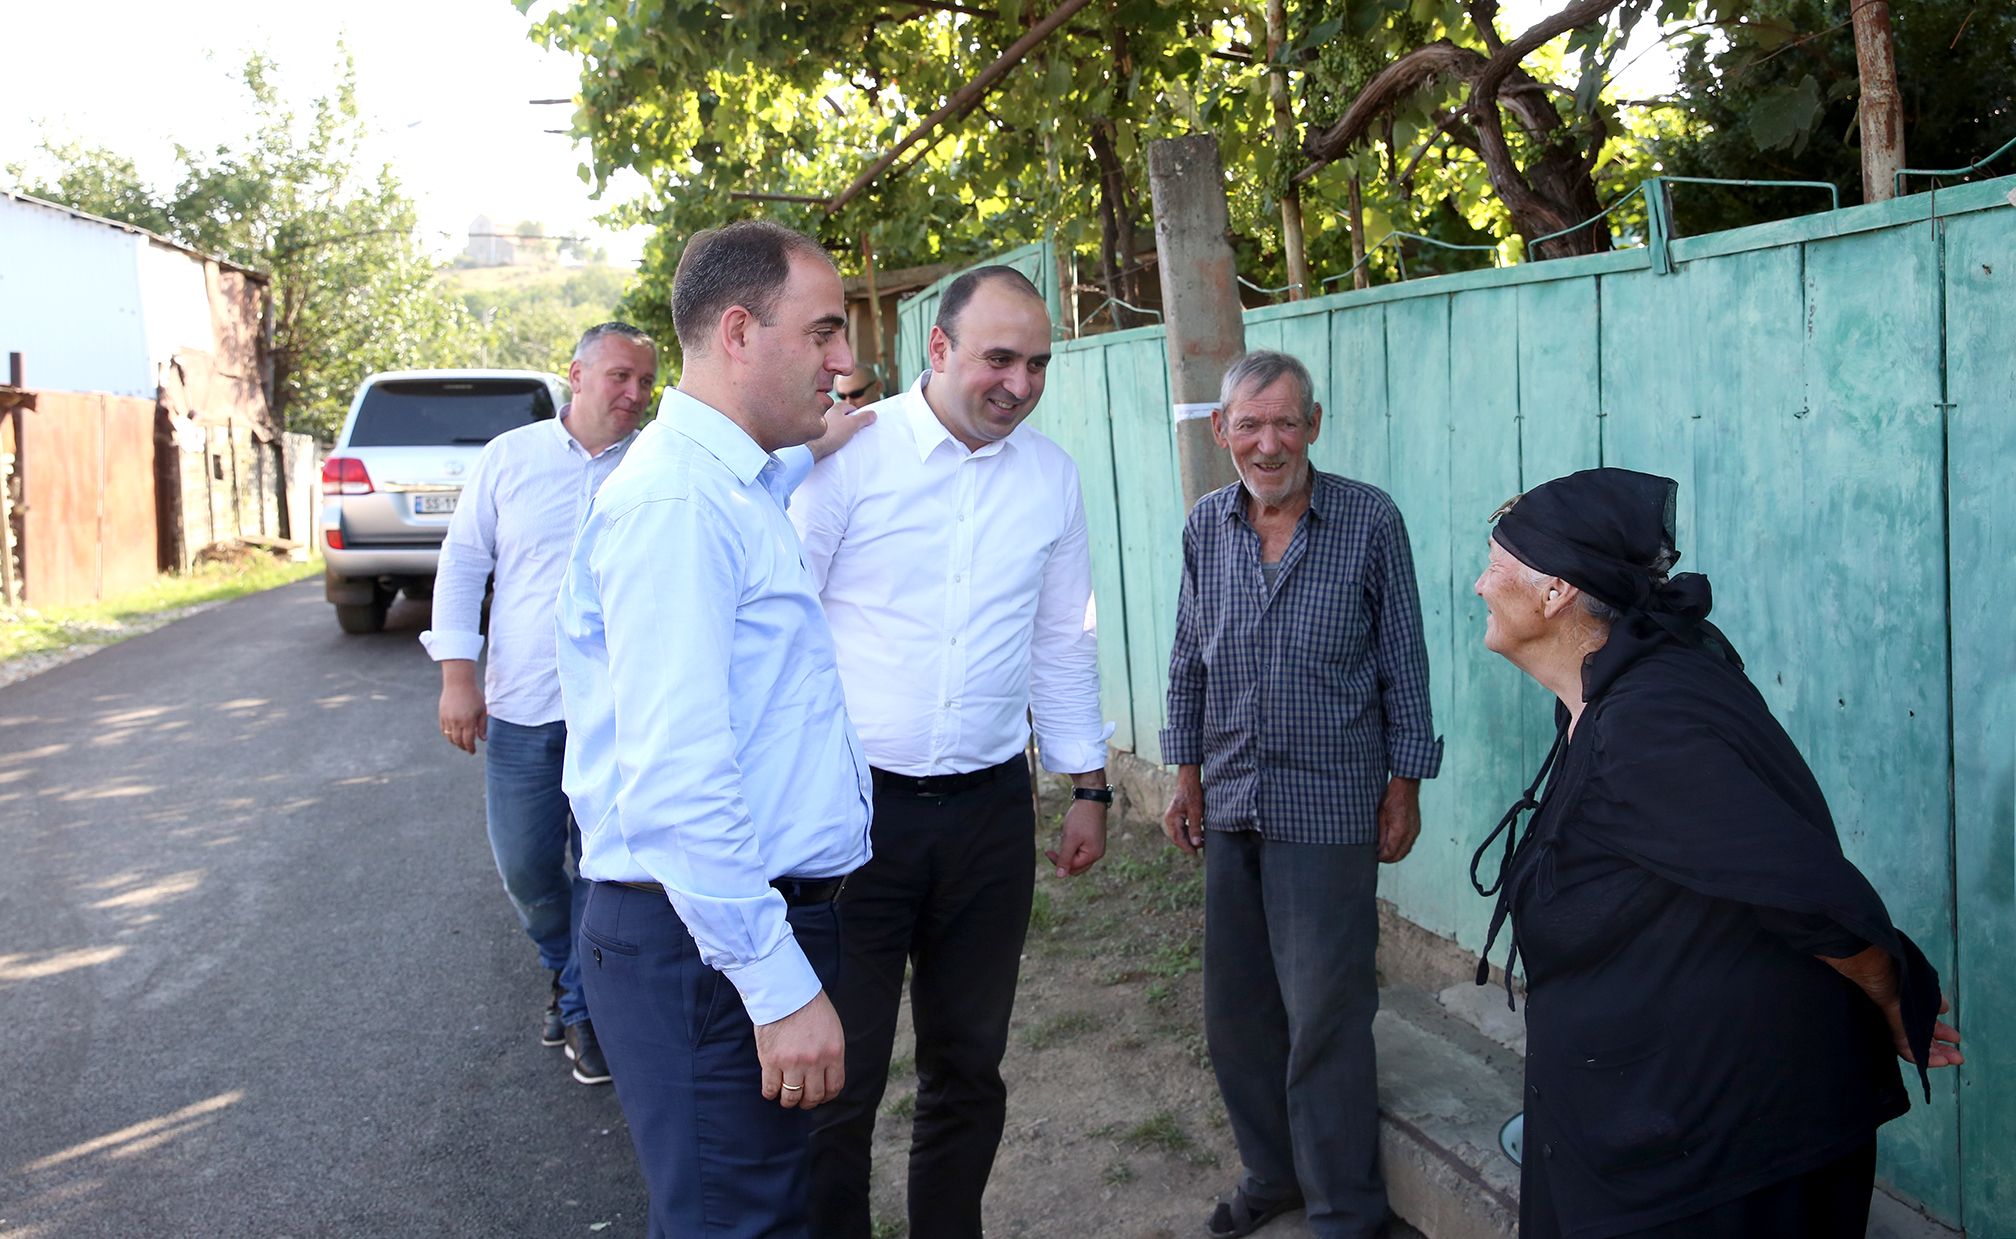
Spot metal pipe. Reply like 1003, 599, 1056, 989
1895, 132, 2016, 195
1076, 296, 1163, 333
1657, 176, 1840, 212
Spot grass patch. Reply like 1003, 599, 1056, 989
0, 555, 322, 662
1145, 982, 1172, 1006
870, 1219, 908, 1239
887, 1053, 914, 1079
1022, 1008, 1100, 1050
883, 1092, 916, 1120
1028, 887, 1061, 933
1120, 1112, 1194, 1155
1101, 1160, 1136, 1186
1146, 938, 1201, 979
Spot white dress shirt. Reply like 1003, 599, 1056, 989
556, 390, 873, 1025
790, 372, 1110, 778
420, 413, 633, 726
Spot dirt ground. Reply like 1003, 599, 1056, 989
860, 780, 1426, 1239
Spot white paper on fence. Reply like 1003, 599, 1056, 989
1173, 402, 1217, 423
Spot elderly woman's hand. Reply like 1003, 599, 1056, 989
1821, 944, 1964, 1068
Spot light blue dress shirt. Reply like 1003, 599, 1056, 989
556, 389, 873, 1025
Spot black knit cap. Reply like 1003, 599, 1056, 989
1491, 468, 1689, 614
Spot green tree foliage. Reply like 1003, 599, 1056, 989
1647, 0, 2015, 232
454, 265, 635, 375
9, 52, 491, 440
527, 0, 1681, 317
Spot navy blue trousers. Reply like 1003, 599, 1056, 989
580, 881, 842, 1239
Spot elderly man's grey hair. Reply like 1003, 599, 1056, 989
1220, 349, 1315, 421
573, 321, 657, 363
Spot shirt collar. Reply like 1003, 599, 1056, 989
660, 388, 775, 486
552, 405, 636, 459
900, 369, 1013, 464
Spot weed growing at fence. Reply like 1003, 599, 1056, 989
0, 554, 322, 663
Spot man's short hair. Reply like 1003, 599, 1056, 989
1221, 350, 1316, 422
672, 220, 834, 354
573, 321, 656, 363
934, 266, 1045, 342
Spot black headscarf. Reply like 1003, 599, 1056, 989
1490, 468, 1714, 627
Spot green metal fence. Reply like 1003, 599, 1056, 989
899, 176, 2016, 1232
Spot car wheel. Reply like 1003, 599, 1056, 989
334, 600, 390, 634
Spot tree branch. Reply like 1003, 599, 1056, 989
825, 0, 1094, 216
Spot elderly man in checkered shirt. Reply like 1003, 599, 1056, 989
1162, 349, 1443, 1239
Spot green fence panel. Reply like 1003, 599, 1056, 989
1946, 194, 2016, 1238
1317, 304, 1391, 487
1030, 340, 1136, 753
894, 179, 2016, 1227
1101, 331, 1183, 763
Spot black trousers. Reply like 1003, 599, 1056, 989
1521, 1139, 1877, 1239
807, 762, 1035, 1239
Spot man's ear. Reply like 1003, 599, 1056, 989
1306, 401, 1324, 443
1209, 405, 1231, 450
927, 325, 953, 373
567, 356, 585, 395
717, 305, 755, 365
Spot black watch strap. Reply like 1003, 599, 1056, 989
1072, 785, 1115, 804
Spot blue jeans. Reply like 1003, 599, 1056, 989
581, 881, 843, 1239
484, 717, 588, 1025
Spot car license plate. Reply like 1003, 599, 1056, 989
414, 493, 458, 514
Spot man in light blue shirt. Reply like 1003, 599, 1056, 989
557, 220, 872, 1238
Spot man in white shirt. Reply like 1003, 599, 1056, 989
557, 220, 873, 1237
422, 321, 656, 1086
792, 267, 1113, 1239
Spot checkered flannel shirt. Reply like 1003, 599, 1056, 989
1160, 471, 1443, 844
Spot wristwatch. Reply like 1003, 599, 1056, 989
1072, 785, 1115, 804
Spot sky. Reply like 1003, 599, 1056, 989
1, 0, 653, 265
1, 0, 1679, 270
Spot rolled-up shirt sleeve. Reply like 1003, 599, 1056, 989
1367, 506, 1443, 779
589, 495, 819, 1026
1028, 467, 1112, 774
420, 446, 498, 663
1159, 515, 1207, 767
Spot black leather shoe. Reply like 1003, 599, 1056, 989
564, 1020, 612, 1085
541, 970, 566, 1046
1207, 1188, 1305, 1238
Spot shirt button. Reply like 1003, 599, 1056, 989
949, 637, 957, 645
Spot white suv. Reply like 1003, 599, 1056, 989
321, 369, 570, 634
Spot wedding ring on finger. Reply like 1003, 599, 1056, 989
781, 1084, 803, 1094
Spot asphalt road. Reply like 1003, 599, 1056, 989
0, 579, 647, 1238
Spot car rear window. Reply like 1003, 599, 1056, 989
347, 378, 556, 447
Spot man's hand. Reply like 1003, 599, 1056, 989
755, 988, 847, 1108
438, 660, 487, 754
1045, 772, 1109, 877
1163, 765, 1205, 856
807, 403, 877, 461
1376, 776, 1421, 864
1821, 944, 1965, 1069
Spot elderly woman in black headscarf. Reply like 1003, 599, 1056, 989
1469, 468, 1962, 1239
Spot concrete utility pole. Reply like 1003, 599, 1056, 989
1265, 0, 1310, 300
1148, 135, 1244, 510
1851, 0, 1906, 202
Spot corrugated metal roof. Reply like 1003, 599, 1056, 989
1, 188, 270, 282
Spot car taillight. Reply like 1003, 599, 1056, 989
321, 456, 374, 495
325, 528, 345, 550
